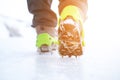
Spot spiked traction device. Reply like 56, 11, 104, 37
36, 33, 58, 53
58, 5, 85, 57
58, 17, 83, 57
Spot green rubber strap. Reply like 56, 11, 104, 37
36, 33, 58, 48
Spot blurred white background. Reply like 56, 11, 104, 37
0, 0, 120, 80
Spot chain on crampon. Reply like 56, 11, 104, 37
58, 18, 83, 57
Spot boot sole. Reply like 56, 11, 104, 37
58, 23, 83, 57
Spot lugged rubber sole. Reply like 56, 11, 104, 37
58, 19, 83, 57
39, 44, 58, 53
40, 44, 50, 52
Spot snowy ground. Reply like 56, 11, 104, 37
0, 0, 120, 80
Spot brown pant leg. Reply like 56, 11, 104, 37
27, 0, 57, 27
59, 0, 88, 21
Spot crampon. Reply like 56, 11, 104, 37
58, 16, 84, 57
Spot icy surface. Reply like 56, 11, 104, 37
0, 0, 120, 80
0, 37, 120, 80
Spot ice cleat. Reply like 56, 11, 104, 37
36, 33, 58, 53
58, 5, 85, 57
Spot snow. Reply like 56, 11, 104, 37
0, 0, 120, 80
